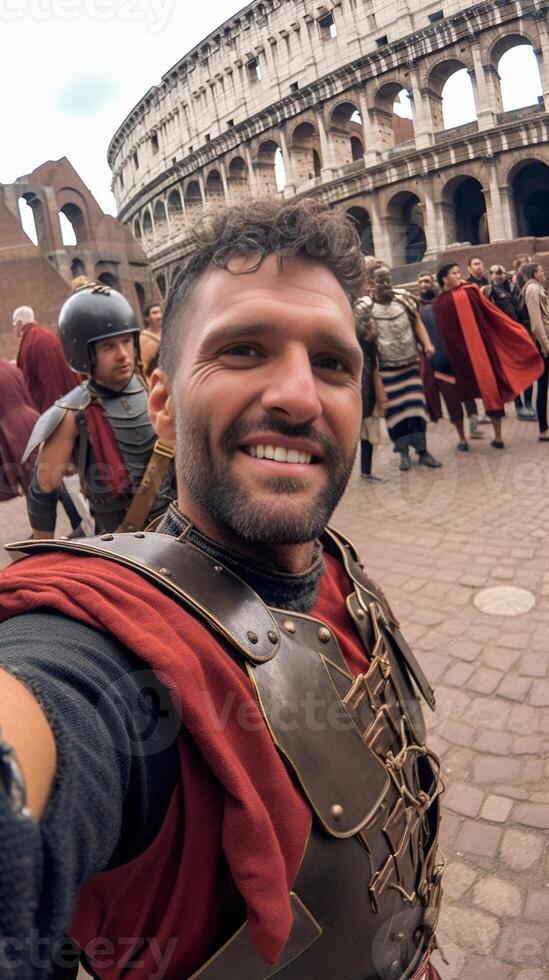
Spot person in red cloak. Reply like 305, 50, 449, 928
433, 263, 543, 449
0, 201, 443, 980
0, 359, 38, 500
13, 305, 80, 414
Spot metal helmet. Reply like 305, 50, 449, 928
58, 284, 140, 375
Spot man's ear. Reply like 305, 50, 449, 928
148, 368, 175, 444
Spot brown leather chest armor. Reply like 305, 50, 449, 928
9, 527, 444, 980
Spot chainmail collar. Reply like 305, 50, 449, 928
155, 503, 325, 613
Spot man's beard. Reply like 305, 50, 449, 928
175, 411, 356, 545
420, 289, 438, 301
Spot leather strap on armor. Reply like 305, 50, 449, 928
117, 439, 175, 532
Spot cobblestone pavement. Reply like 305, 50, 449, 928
1, 414, 548, 979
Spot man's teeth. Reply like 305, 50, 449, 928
245, 445, 312, 464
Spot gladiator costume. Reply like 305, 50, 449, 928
23, 286, 175, 534
0, 506, 444, 980
371, 296, 429, 455
24, 374, 174, 534
433, 284, 542, 416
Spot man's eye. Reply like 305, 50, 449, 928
316, 356, 347, 373
222, 345, 258, 357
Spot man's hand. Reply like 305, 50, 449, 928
423, 342, 435, 359
0, 670, 56, 820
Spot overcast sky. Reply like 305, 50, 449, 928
0, 1, 542, 224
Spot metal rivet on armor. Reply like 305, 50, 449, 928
318, 626, 331, 643
283, 619, 296, 635
159, 567, 172, 577
100, 534, 114, 541
390, 962, 400, 973
134, 532, 145, 539
391, 932, 406, 942
356, 608, 365, 619
331, 804, 343, 821
267, 631, 278, 644
213, 565, 223, 573
247, 631, 258, 645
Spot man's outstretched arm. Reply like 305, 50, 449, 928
0, 612, 179, 979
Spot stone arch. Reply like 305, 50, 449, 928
371, 81, 414, 150
255, 139, 280, 196
441, 175, 488, 245
290, 121, 322, 182
153, 199, 167, 225
142, 209, 153, 235
133, 217, 142, 239
134, 282, 146, 312
167, 188, 183, 216
493, 35, 543, 112
427, 59, 476, 131
95, 263, 120, 290
346, 206, 374, 255
227, 156, 250, 200
18, 195, 40, 246
184, 180, 202, 210
386, 191, 426, 265
70, 257, 86, 278
205, 169, 224, 200
510, 160, 549, 237
60, 202, 88, 244
156, 273, 167, 298
329, 101, 364, 166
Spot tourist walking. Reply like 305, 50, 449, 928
434, 264, 542, 449
371, 265, 442, 471
521, 262, 549, 441
0, 360, 38, 500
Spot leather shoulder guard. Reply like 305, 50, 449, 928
22, 384, 90, 463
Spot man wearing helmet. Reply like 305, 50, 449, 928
24, 284, 175, 537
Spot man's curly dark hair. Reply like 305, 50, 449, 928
160, 197, 366, 377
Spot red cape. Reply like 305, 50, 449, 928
0, 548, 370, 977
0, 360, 38, 498
432, 285, 543, 412
17, 325, 79, 414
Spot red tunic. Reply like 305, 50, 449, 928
433, 284, 543, 412
0, 548, 369, 978
0, 360, 39, 498
17, 325, 79, 413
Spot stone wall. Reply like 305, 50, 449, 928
108, 0, 549, 291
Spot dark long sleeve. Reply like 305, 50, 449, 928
0, 612, 179, 979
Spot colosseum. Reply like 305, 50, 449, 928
108, 0, 549, 293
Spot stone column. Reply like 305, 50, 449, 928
278, 122, 297, 195
218, 160, 230, 201
196, 172, 207, 204
408, 66, 435, 149
534, 16, 549, 108
368, 194, 394, 266
357, 84, 383, 165
480, 157, 514, 241
420, 175, 441, 258
470, 44, 498, 130
242, 144, 260, 196
314, 106, 337, 178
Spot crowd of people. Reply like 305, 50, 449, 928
356, 253, 547, 481
1, 248, 549, 533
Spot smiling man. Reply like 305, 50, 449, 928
23, 283, 175, 537
0, 201, 443, 980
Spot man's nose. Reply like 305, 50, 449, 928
260, 347, 322, 424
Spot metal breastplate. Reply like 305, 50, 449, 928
7, 529, 443, 980
82, 377, 173, 529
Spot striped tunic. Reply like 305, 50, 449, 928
381, 362, 428, 447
